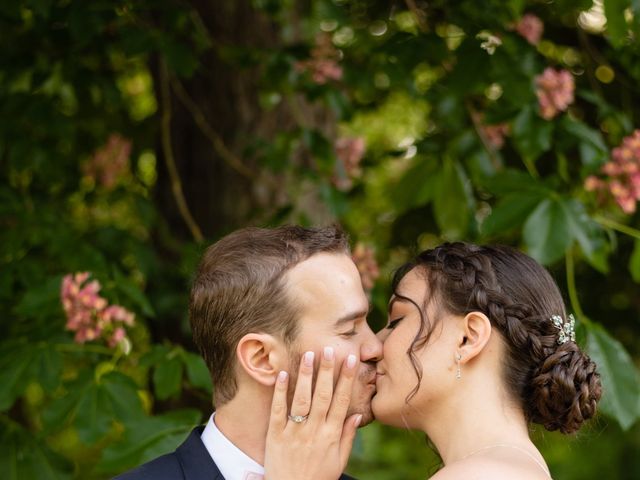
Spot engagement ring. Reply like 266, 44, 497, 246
288, 414, 309, 423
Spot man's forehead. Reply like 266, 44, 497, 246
286, 252, 357, 284
284, 252, 368, 313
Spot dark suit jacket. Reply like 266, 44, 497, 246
114, 426, 356, 480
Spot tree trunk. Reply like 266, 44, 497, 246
153, 0, 282, 241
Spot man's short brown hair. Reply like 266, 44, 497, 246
190, 225, 349, 405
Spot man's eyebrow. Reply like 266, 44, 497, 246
334, 302, 372, 326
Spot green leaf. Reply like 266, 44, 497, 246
559, 117, 609, 167
97, 409, 202, 474
391, 157, 439, 212
433, 159, 471, 239
101, 372, 146, 423
183, 352, 213, 394
153, 355, 184, 400
114, 269, 155, 317
633, 0, 640, 36
586, 323, 640, 430
42, 378, 87, 432
630, 239, 640, 282
303, 129, 334, 175
603, 0, 631, 47
481, 191, 543, 237
563, 199, 610, 273
74, 381, 113, 444
0, 419, 72, 480
0, 344, 34, 411
13, 276, 63, 320
523, 198, 571, 265
622, 240, 640, 284
481, 169, 549, 196
512, 105, 553, 163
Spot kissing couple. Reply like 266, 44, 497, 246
116, 225, 601, 480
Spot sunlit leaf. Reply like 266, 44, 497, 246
433, 159, 471, 239
603, 0, 632, 47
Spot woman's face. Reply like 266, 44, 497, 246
372, 268, 460, 428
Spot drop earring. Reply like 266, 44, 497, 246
455, 353, 462, 379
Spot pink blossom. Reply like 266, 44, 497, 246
295, 33, 343, 85
60, 272, 135, 349
333, 137, 365, 191
584, 175, 604, 191
352, 243, 380, 292
516, 14, 544, 45
108, 327, 127, 348
585, 130, 640, 214
482, 123, 510, 149
535, 68, 575, 120
83, 134, 132, 189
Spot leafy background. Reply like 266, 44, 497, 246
1, 0, 639, 478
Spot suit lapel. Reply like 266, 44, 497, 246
176, 426, 225, 480
175, 425, 357, 480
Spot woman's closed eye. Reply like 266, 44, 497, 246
387, 317, 404, 329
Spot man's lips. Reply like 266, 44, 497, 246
362, 368, 377, 385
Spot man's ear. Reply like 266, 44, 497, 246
236, 333, 285, 387
457, 311, 492, 364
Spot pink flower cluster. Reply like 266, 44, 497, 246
482, 123, 510, 149
61, 272, 135, 348
352, 243, 380, 292
516, 14, 544, 45
333, 137, 365, 191
585, 130, 640, 214
83, 133, 132, 189
295, 34, 343, 85
535, 68, 575, 120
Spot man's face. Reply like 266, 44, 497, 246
283, 252, 383, 426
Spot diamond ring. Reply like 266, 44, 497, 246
288, 414, 309, 423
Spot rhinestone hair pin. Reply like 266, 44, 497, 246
550, 314, 576, 345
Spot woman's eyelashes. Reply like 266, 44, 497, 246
387, 317, 404, 330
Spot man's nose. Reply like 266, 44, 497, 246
361, 325, 383, 361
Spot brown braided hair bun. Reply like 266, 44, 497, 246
393, 242, 601, 434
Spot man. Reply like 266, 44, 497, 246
116, 225, 383, 480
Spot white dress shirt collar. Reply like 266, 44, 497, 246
200, 413, 264, 480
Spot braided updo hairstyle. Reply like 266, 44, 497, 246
393, 242, 601, 434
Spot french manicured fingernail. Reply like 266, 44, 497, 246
278, 371, 288, 383
323, 346, 334, 361
347, 354, 357, 369
354, 414, 363, 427
304, 351, 314, 367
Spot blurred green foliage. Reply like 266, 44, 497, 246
1, 0, 640, 478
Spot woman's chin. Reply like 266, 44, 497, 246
372, 394, 415, 428
371, 394, 394, 426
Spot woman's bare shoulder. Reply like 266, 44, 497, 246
429, 457, 550, 480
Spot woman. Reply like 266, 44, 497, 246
264, 242, 602, 479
